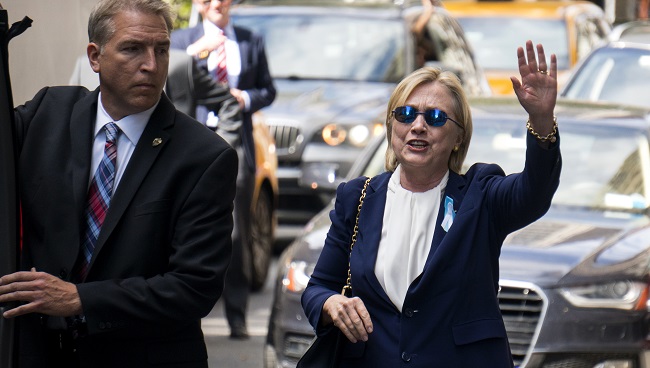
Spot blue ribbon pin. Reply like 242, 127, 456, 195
441, 196, 455, 232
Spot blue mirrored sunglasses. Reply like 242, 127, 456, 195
392, 106, 462, 129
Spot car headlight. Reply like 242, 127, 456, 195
321, 124, 347, 146
319, 123, 384, 147
559, 281, 648, 310
347, 125, 372, 147
282, 260, 314, 293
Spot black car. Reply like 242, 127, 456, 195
231, 0, 491, 240
265, 97, 650, 368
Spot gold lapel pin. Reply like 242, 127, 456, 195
152, 138, 163, 147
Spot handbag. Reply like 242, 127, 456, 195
297, 177, 372, 368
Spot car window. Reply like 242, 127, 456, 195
462, 119, 650, 210
458, 17, 570, 70
563, 47, 650, 108
232, 14, 406, 82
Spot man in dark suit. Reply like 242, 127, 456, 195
171, 0, 276, 339
0, 1, 237, 367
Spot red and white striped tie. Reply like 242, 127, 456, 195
214, 30, 228, 84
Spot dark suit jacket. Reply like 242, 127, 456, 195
166, 49, 243, 146
171, 25, 276, 172
14, 86, 238, 368
302, 134, 561, 367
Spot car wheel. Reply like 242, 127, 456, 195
250, 188, 273, 292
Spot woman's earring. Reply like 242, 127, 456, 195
453, 146, 459, 152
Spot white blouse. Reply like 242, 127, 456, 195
374, 165, 449, 311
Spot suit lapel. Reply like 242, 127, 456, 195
87, 94, 174, 270
233, 26, 249, 89
70, 89, 100, 217
192, 26, 209, 71
422, 171, 467, 272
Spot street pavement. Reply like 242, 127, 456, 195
204, 258, 278, 368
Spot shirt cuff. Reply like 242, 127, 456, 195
241, 90, 251, 112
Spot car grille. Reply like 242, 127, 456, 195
283, 333, 313, 362
498, 281, 546, 367
539, 353, 638, 368
268, 123, 301, 153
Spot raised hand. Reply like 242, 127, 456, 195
510, 40, 557, 136
186, 33, 228, 57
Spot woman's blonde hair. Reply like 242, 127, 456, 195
384, 67, 473, 173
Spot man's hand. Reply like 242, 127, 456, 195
186, 33, 227, 57
229, 88, 245, 109
0, 268, 82, 318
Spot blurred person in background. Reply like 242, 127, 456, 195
171, 0, 276, 340
166, 49, 243, 143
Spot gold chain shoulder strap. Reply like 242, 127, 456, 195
341, 177, 372, 296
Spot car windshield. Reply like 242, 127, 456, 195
364, 120, 650, 211
466, 119, 650, 210
562, 47, 650, 108
232, 14, 406, 82
458, 17, 569, 70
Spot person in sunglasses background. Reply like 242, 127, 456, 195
301, 40, 561, 367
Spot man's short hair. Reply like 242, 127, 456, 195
88, 0, 175, 48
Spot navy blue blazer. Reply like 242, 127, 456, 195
171, 24, 276, 172
302, 133, 561, 367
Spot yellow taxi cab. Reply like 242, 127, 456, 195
444, 0, 611, 95
250, 112, 279, 291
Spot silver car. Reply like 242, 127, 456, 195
561, 41, 650, 109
